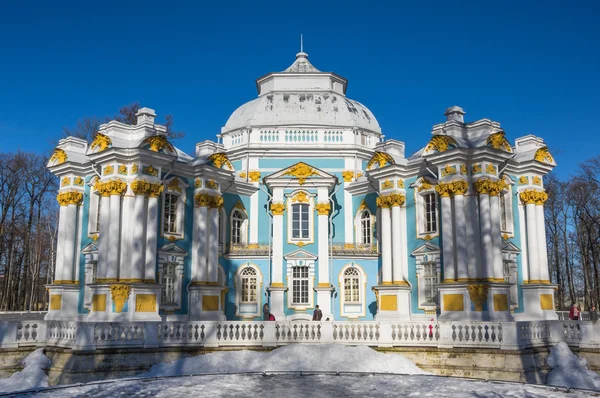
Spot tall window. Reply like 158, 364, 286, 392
95, 195, 102, 232
292, 204, 309, 240
423, 262, 438, 303
240, 267, 257, 303
360, 211, 372, 245
424, 193, 437, 233
503, 260, 511, 283
161, 263, 177, 305
343, 268, 360, 303
163, 193, 178, 234
500, 194, 507, 232
292, 266, 309, 305
231, 209, 244, 244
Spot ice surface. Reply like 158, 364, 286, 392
547, 341, 600, 391
0, 348, 50, 393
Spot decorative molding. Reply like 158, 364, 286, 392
142, 135, 174, 153
441, 165, 456, 177
142, 165, 158, 177
103, 165, 114, 175
208, 153, 234, 170
135, 294, 157, 312
424, 135, 458, 154
284, 162, 319, 185
73, 176, 84, 186
195, 178, 202, 188
290, 191, 309, 203
206, 180, 218, 189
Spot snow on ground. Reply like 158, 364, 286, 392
547, 341, 600, 391
0, 348, 50, 393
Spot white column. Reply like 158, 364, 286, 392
479, 193, 493, 281
120, 194, 134, 280
344, 188, 353, 245
380, 204, 392, 284
192, 198, 209, 281
131, 193, 146, 282
465, 194, 481, 279
399, 205, 409, 282
525, 202, 539, 282
454, 193, 468, 280
317, 188, 330, 286
535, 203, 549, 282
391, 204, 403, 284
517, 202, 529, 283
250, 191, 259, 244
490, 194, 504, 281
145, 195, 159, 282
207, 197, 220, 283
62, 204, 78, 281
440, 194, 455, 282
106, 193, 121, 281
96, 195, 110, 279
271, 189, 284, 286
54, 204, 68, 281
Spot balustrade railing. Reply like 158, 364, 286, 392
223, 129, 381, 149
228, 243, 271, 256
331, 243, 379, 256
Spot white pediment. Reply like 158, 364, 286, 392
411, 243, 440, 257
82, 242, 98, 254
263, 162, 336, 186
284, 249, 318, 261
158, 243, 188, 256
502, 241, 521, 253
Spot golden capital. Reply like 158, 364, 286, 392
389, 193, 406, 207
435, 183, 452, 198
195, 193, 211, 207
248, 171, 261, 182
131, 179, 150, 196
488, 180, 507, 197
56, 191, 83, 206
519, 189, 547, 205
467, 284, 488, 312
315, 203, 331, 215
473, 179, 493, 195
210, 195, 224, 209
448, 180, 469, 196
376, 196, 390, 208
270, 202, 285, 215
110, 284, 131, 313
342, 170, 354, 183
147, 182, 164, 198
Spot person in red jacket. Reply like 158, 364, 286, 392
569, 303, 580, 320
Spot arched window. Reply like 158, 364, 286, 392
343, 268, 360, 303
231, 209, 245, 245
292, 203, 310, 240
360, 211, 372, 245
163, 193, 178, 234
240, 267, 257, 303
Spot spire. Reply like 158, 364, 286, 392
283, 36, 320, 73
300, 33, 303, 53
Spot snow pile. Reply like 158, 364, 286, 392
139, 344, 427, 377
547, 342, 600, 391
0, 348, 51, 393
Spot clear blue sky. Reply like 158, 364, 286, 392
1, 1, 598, 178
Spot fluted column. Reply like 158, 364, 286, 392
208, 196, 222, 283
436, 184, 455, 282
96, 194, 111, 279
193, 193, 210, 281
489, 182, 505, 282
54, 203, 68, 281
390, 194, 406, 284
316, 197, 331, 287
450, 181, 469, 281
131, 180, 148, 282
465, 193, 481, 280
399, 205, 409, 282
270, 198, 285, 287
520, 189, 546, 283
55, 191, 84, 282
535, 191, 550, 282
474, 180, 493, 281
376, 196, 392, 284
145, 183, 163, 283
107, 183, 126, 281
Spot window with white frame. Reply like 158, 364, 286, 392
235, 264, 262, 317
360, 211, 372, 245
340, 264, 365, 317
499, 188, 514, 235
424, 193, 437, 234
412, 245, 441, 309
343, 268, 360, 303
161, 177, 188, 239
231, 209, 245, 244
291, 266, 310, 305
161, 262, 177, 305
163, 193, 178, 234
292, 203, 310, 240
414, 179, 439, 238
423, 261, 438, 303
287, 191, 314, 244
240, 267, 257, 303
503, 260, 511, 283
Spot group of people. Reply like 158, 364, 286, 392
262, 304, 323, 321
569, 303, 599, 321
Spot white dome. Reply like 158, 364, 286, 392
222, 53, 381, 134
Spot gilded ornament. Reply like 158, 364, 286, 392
357, 199, 368, 211
195, 193, 211, 207
295, 241, 306, 247
376, 196, 391, 208
147, 182, 164, 198
291, 191, 309, 203
532, 176, 541, 185
195, 178, 202, 188
441, 165, 456, 177
519, 176, 528, 185
284, 162, 319, 185
95, 179, 127, 196
534, 147, 554, 164
61, 177, 71, 187
103, 165, 114, 175
519, 189, 548, 205
342, 171, 354, 182
422, 234, 433, 241
472, 164, 482, 174
142, 165, 158, 177
206, 180, 217, 189
248, 171, 261, 182
488, 180, 507, 197
397, 179, 404, 188
424, 135, 458, 154
49, 148, 68, 165
135, 294, 157, 312
366, 152, 395, 170
270, 202, 285, 215
467, 284, 489, 312
239, 172, 247, 179
73, 176, 84, 186
131, 164, 139, 174
92, 234, 99, 241
485, 164, 497, 175
417, 178, 435, 192
473, 179, 493, 195
449, 180, 469, 195
381, 180, 393, 190
143, 135, 174, 153
131, 179, 150, 196
56, 191, 84, 206
315, 203, 331, 215
460, 165, 467, 175
234, 200, 245, 209
435, 183, 452, 198
90, 133, 112, 153
389, 194, 406, 207
210, 196, 224, 209
167, 178, 182, 193
208, 153, 234, 170
110, 284, 131, 313
502, 233, 509, 241
356, 173, 363, 179
118, 164, 128, 175
486, 132, 513, 153
167, 235, 177, 242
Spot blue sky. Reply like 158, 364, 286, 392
1, 1, 598, 178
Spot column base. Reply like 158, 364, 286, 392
44, 284, 81, 321
267, 284, 288, 321
517, 283, 559, 321
315, 284, 335, 320
373, 284, 411, 320
438, 282, 514, 321
86, 283, 162, 322
188, 284, 226, 321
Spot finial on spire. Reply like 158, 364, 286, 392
300, 34, 303, 53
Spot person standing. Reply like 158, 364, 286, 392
569, 303, 580, 320
263, 303, 270, 321
312, 305, 323, 321
590, 305, 598, 322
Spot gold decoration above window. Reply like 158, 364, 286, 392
103, 165, 114, 175
467, 284, 488, 312
90, 133, 112, 153
284, 162, 319, 185
441, 165, 456, 177
92, 234, 99, 241
208, 153, 234, 170
291, 191, 309, 203
519, 189, 548, 205
73, 176, 84, 186
142, 135, 174, 153
315, 203, 331, 215
167, 178, 182, 193
142, 165, 158, 177
381, 180, 393, 190
534, 147, 554, 165
417, 178, 435, 192
486, 132, 513, 153
147, 182, 164, 198
118, 164, 128, 175
234, 200, 245, 209
248, 171, 261, 182
50, 148, 68, 165
110, 284, 131, 313
366, 152, 395, 170
206, 180, 217, 189
519, 176, 528, 185
56, 191, 83, 206
61, 177, 70, 187
270, 202, 285, 215
357, 199, 368, 211
424, 135, 458, 154
342, 171, 354, 182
